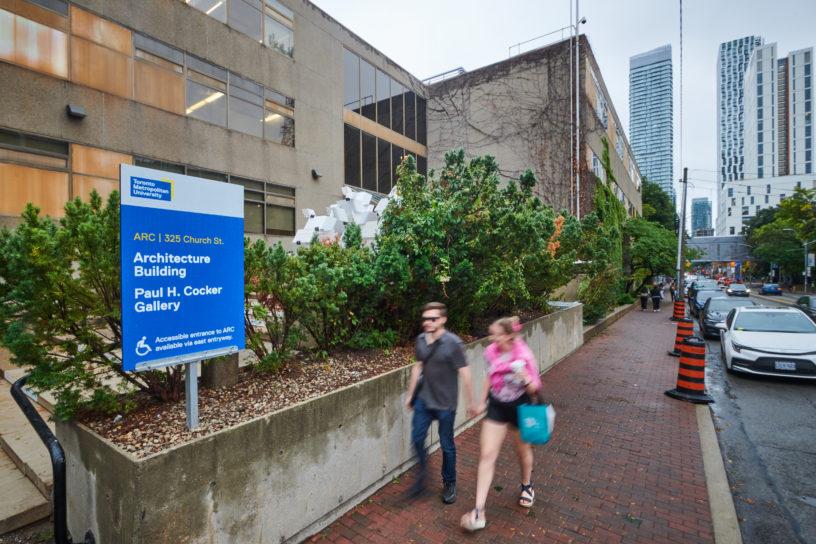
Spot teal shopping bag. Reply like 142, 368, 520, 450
517, 403, 555, 444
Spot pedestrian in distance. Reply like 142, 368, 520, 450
460, 316, 542, 532
650, 283, 662, 312
404, 302, 476, 504
669, 280, 676, 302
639, 285, 650, 311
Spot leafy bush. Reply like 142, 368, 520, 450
0, 192, 184, 419
377, 151, 575, 333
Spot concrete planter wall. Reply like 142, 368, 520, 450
58, 303, 582, 543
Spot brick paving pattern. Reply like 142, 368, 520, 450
308, 309, 714, 543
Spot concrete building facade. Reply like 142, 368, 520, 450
1, 0, 639, 243
629, 44, 673, 202
744, 43, 814, 180
428, 36, 642, 219
716, 173, 816, 235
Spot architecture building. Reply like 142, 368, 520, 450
716, 173, 816, 235
629, 45, 673, 202
428, 36, 642, 219
691, 197, 711, 234
717, 35, 763, 187
1, 0, 640, 245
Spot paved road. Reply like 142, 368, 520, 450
699, 297, 816, 544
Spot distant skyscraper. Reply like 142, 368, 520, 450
629, 45, 674, 201
691, 197, 712, 233
717, 36, 763, 187
744, 44, 813, 180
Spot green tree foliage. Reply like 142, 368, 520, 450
0, 192, 185, 419
622, 217, 677, 291
750, 221, 802, 276
775, 187, 816, 242
377, 151, 575, 332
577, 138, 627, 322
640, 180, 677, 232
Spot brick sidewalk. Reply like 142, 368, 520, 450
308, 308, 714, 543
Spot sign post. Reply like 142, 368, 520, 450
120, 164, 245, 429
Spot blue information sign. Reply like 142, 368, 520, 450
120, 164, 245, 372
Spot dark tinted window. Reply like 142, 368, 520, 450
361, 131, 377, 192
378, 139, 391, 194
392, 145, 404, 185
404, 90, 416, 140
343, 49, 360, 112
391, 81, 404, 135
417, 155, 427, 177
417, 96, 427, 145
360, 60, 376, 121
376, 70, 390, 128
344, 124, 360, 187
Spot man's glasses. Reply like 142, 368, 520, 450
421, 316, 441, 322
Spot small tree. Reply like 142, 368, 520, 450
0, 192, 185, 419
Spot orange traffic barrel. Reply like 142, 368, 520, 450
670, 299, 686, 321
667, 318, 694, 357
665, 336, 713, 404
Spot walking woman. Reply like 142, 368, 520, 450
460, 316, 542, 532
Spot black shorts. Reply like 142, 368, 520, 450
486, 393, 532, 428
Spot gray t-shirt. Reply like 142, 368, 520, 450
415, 331, 468, 411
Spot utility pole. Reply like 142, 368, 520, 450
675, 168, 688, 298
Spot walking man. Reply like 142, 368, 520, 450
650, 283, 662, 312
405, 302, 476, 504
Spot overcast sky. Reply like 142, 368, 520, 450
311, 0, 816, 226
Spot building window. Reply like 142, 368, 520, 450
0, 128, 69, 169
186, 56, 228, 127
728, 207, 732, 216
229, 73, 264, 138
344, 124, 361, 187
730, 226, 735, 235
765, 195, 769, 203
264, 1, 294, 57
187, 0, 293, 57
728, 187, 733, 197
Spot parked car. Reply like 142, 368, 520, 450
688, 280, 719, 302
726, 283, 751, 297
691, 289, 729, 318
699, 297, 757, 337
760, 283, 783, 295
795, 295, 816, 322
716, 306, 816, 379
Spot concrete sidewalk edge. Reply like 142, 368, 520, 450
697, 405, 742, 544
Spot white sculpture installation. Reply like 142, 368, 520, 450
291, 186, 397, 250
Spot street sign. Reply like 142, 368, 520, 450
120, 164, 245, 372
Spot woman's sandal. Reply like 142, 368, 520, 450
519, 482, 535, 508
460, 508, 486, 532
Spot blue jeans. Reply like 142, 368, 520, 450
411, 397, 457, 484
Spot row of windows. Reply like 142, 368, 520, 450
343, 124, 427, 195
0, 7, 296, 147
343, 49, 427, 145
135, 33, 296, 146
0, 127, 294, 235
133, 156, 295, 235
185, 0, 294, 58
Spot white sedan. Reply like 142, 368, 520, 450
716, 307, 816, 379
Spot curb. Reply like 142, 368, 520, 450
697, 404, 743, 544
582, 301, 639, 343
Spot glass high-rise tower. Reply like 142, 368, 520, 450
717, 36, 764, 187
629, 45, 674, 201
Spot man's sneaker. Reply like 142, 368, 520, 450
442, 482, 457, 504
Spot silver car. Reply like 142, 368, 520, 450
716, 307, 816, 379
